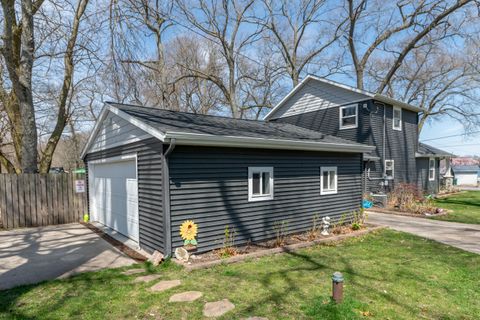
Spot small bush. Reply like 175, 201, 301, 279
388, 183, 438, 214
307, 214, 321, 241
216, 225, 237, 258
273, 220, 289, 247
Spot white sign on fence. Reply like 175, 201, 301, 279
75, 180, 85, 193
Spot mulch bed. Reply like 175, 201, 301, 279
174, 225, 386, 271
81, 222, 148, 262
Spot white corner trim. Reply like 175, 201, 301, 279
80, 106, 111, 159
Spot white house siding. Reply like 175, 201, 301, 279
90, 112, 152, 153
455, 173, 478, 186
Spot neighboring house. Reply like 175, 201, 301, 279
452, 165, 479, 186
264, 75, 451, 194
81, 102, 373, 255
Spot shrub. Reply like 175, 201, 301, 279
307, 214, 321, 241
217, 225, 237, 258
388, 183, 438, 214
273, 220, 289, 247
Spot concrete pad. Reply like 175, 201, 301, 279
203, 299, 235, 317
122, 268, 145, 275
169, 291, 203, 302
150, 279, 181, 292
0, 223, 136, 290
134, 274, 162, 283
368, 212, 480, 254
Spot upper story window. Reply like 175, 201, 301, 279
429, 158, 435, 181
339, 104, 358, 129
393, 107, 402, 131
320, 166, 337, 195
385, 160, 394, 179
248, 167, 274, 202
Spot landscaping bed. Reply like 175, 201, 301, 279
175, 224, 384, 270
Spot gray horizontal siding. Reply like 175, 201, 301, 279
417, 158, 440, 194
84, 138, 164, 254
276, 100, 421, 193
169, 146, 363, 253
90, 112, 152, 152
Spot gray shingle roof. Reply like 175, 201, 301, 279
108, 102, 368, 147
417, 142, 453, 157
452, 165, 479, 173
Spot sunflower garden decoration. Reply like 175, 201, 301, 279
180, 220, 198, 250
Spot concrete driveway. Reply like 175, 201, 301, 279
0, 223, 136, 290
368, 212, 480, 254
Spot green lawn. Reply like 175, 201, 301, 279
433, 191, 480, 224
1, 229, 479, 319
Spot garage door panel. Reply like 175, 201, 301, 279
90, 159, 139, 242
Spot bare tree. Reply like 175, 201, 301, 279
258, 0, 346, 87
175, 0, 262, 118
346, 0, 476, 92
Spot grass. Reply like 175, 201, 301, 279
433, 191, 480, 224
1, 229, 479, 319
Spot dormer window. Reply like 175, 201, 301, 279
339, 104, 358, 129
393, 107, 402, 131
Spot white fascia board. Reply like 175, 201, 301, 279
105, 104, 166, 142
415, 153, 453, 158
374, 94, 424, 113
81, 103, 166, 158
165, 131, 376, 154
80, 106, 110, 159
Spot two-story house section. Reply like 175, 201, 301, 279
264, 75, 452, 194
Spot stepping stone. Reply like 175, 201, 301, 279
243, 317, 268, 320
203, 299, 235, 317
169, 291, 203, 302
150, 280, 181, 292
134, 274, 162, 283
122, 268, 145, 275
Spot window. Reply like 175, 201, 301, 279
385, 160, 394, 179
339, 105, 358, 129
248, 167, 274, 202
320, 167, 337, 195
393, 107, 402, 131
429, 158, 435, 181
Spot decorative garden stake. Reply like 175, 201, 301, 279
332, 271, 344, 304
321, 216, 331, 236
180, 220, 198, 251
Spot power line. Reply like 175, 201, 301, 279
421, 130, 480, 142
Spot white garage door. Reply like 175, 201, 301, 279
89, 157, 139, 242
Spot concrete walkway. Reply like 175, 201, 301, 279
368, 212, 480, 254
0, 223, 136, 290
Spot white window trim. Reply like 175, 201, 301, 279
429, 158, 436, 181
248, 167, 274, 202
385, 160, 395, 179
393, 106, 402, 131
320, 166, 338, 195
339, 104, 358, 130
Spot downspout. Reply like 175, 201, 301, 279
162, 138, 176, 257
367, 102, 387, 182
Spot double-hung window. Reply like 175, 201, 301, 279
320, 167, 337, 195
339, 105, 358, 129
429, 158, 435, 181
248, 167, 274, 202
393, 107, 402, 131
385, 160, 394, 179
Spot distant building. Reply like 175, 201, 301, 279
452, 165, 479, 186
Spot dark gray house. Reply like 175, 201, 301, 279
264, 75, 452, 194
81, 102, 374, 255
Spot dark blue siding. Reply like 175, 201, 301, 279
168, 146, 363, 253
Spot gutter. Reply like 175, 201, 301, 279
162, 138, 176, 257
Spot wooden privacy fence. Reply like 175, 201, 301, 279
0, 173, 88, 229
